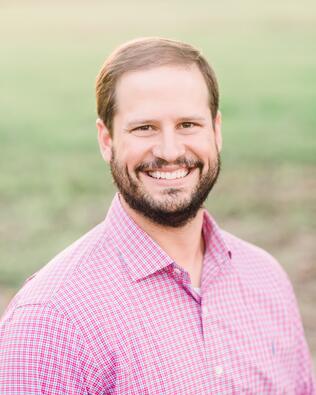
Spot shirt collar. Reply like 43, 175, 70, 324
104, 194, 232, 282
200, 210, 232, 289
104, 194, 174, 282
202, 210, 232, 262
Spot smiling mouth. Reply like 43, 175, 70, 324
147, 168, 191, 180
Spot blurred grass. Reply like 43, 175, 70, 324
0, 0, 315, 366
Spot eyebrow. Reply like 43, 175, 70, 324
177, 116, 206, 123
125, 119, 158, 129
125, 116, 207, 129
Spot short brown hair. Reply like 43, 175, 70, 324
96, 37, 219, 135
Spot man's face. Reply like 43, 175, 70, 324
97, 64, 222, 227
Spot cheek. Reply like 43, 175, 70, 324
116, 139, 152, 169
189, 138, 214, 160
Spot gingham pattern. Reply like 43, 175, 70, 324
0, 194, 315, 394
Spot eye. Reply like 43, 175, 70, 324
180, 122, 196, 129
133, 125, 154, 131
178, 121, 201, 134
130, 124, 156, 137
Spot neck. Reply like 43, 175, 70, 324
120, 196, 205, 287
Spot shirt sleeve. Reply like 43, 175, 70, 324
0, 304, 105, 395
288, 283, 316, 394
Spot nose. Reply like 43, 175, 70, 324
152, 129, 185, 162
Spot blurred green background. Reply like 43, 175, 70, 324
1, 0, 315, 366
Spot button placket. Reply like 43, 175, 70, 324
202, 299, 232, 390
202, 305, 210, 318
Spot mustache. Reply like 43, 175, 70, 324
135, 157, 204, 173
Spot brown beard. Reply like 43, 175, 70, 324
110, 151, 221, 228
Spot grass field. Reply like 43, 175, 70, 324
1, 0, 315, 367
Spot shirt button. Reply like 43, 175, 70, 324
215, 366, 223, 376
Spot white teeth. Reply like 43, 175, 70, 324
148, 169, 189, 180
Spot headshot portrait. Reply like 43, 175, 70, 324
1, 2, 315, 394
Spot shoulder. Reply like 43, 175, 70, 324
220, 229, 300, 338
221, 229, 293, 294
0, 302, 111, 393
3, 219, 125, 318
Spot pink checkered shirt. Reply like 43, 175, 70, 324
1, 194, 315, 394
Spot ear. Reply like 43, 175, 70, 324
213, 111, 222, 153
96, 118, 112, 162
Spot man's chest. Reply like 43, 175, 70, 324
87, 275, 295, 394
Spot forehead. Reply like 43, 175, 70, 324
114, 64, 210, 118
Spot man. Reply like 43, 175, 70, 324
0, 38, 315, 394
